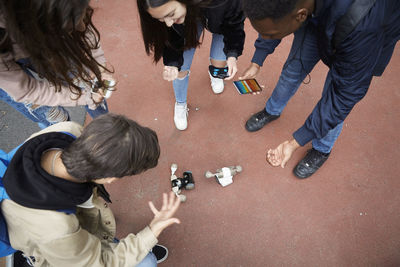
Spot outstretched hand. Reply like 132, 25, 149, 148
149, 192, 181, 238
266, 139, 300, 168
239, 62, 260, 80
238, 62, 261, 95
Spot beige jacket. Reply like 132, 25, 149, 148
0, 10, 106, 110
1, 122, 158, 267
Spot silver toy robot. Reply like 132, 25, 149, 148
205, 165, 242, 187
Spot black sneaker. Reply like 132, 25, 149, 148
13, 251, 35, 267
152, 244, 168, 263
245, 108, 280, 132
293, 148, 330, 179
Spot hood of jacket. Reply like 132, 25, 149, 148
3, 132, 93, 211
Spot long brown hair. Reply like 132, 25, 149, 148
0, 0, 112, 98
137, 0, 209, 63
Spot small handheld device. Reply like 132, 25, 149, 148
233, 79, 262, 94
209, 65, 229, 79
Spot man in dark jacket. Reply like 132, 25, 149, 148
240, 0, 400, 178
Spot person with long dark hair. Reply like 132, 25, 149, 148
137, 0, 245, 130
2, 113, 180, 266
0, 0, 114, 128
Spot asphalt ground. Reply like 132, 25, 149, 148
0, 102, 86, 153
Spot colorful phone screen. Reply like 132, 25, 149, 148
233, 79, 262, 94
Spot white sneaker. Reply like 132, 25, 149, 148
174, 102, 188, 130
208, 71, 224, 94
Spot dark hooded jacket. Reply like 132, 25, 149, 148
1, 123, 158, 266
251, 0, 400, 146
163, 0, 245, 69
3, 132, 93, 211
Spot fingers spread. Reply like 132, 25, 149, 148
165, 218, 181, 227
161, 193, 168, 210
148, 201, 158, 215
167, 192, 175, 210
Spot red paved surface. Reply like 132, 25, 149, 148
92, 1, 400, 266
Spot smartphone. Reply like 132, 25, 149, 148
233, 79, 262, 94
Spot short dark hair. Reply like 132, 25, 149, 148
62, 113, 160, 181
242, 0, 299, 20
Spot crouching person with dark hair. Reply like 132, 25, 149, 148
1, 113, 180, 266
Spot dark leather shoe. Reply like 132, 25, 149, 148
245, 109, 280, 132
293, 148, 330, 179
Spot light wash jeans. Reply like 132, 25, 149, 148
136, 252, 157, 267
173, 28, 227, 104
0, 59, 108, 129
264, 23, 343, 153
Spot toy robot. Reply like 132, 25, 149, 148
170, 163, 195, 202
205, 165, 242, 187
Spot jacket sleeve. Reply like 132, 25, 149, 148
163, 27, 184, 69
39, 224, 158, 267
0, 51, 95, 108
251, 35, 281, 66
0, 40, 107, 110
221, 0, 245, 58
292, 20, 384, 146
34, 192, 158, 267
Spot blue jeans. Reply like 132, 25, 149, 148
173, 29, 227, 103
86, 101, 109, 119
264, 23, 342, 153
136, 252, 157, 267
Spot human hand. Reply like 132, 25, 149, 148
149, 192, 181, 238
238, 62, 261, 95
91, 89, 105, 105
162, 66, 179, 81
266, 139, 300, 168
88, 69, 116, 100
239, 62, 260, 80
225, 57, 237, 80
